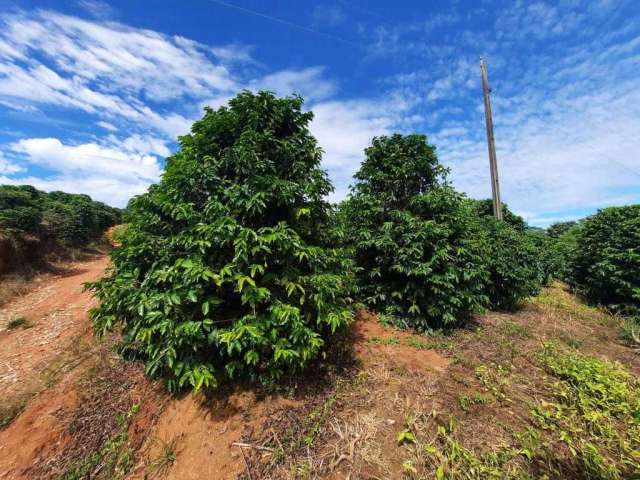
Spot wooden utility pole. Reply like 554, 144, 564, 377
480, 57, 503, 220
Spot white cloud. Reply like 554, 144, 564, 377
4, 136, 164, 207
0, 152, 22, 174
97, 121, 117, 131
77, 0, 117, 19
10, 137, 161, 183
250, 66, 337, 102
310, 98, 410, 202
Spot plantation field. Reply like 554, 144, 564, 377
1, 92, 638, 479
1, 266, 638, 479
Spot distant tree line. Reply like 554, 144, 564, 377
0, 185, 121, 246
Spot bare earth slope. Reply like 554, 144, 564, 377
0, 255, 638, 479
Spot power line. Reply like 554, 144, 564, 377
205, 0, 362, 48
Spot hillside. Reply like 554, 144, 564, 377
1, 274, 637, 479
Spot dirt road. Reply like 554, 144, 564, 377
0, 253, 110, 479
0, 254, 109, 405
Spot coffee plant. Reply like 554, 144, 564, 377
480, 217, 545, 310
545, 222, 582, 282
570, 205, 640, 317
339, 134, 489, 331
87, 91, 353, 392
472, 198, 527, 231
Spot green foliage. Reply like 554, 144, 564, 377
472, 199, 527, 232
88, 91, 353, 392
544, 223, 582, 282
570, 205, 640, 317
6, 316, 32, 330
0, 185, 120, 246
43, 191, 121, 246
0, 185, 42, 233
535, 342, 640, 479
546, 220, 577, 239
340, 134, 489, 331
480, 218, 545, 310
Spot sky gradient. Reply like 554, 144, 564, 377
1, 0, 639, 226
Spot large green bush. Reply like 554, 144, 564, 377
545, 222, 582, 282
88, 91, 353, 392
480, 217, 545, 310
340, 134, 489, 331
570, 205, 640, 316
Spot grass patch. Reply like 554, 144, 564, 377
406, 337, 455, 352
146, 436, 178, 478
533, 342, 640, 479
57, 404, 139, 480
620, 316, 640, 349
500, 320, 530, 339
0, 400, 27, 429
368, 335, 400, 346
457, 392, 491, 412
6, 316, 33, 330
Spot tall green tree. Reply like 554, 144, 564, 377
340, 134, 489, 331
88, 91, 353, 392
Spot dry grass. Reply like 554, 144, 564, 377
243, 283, 640, 479
0, 275, 32, 308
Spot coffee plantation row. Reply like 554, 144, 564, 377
0, 185, 121, 247
85, 91, 639, 393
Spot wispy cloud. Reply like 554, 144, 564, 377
366, 0, 640, 226
0, 8, 408, 207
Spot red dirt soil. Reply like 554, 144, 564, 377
0, 254, 108, 479
0, 249, 450, 480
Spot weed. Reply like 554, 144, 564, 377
367, 335, 400, 346
146, 436, 178, 478
406, 337, 454, 352
534, 342, 640, 479
558, 332, 584, 349
620, 316, 640, 349
501, 320, 530, 339
410, 415, 541, 479
0, 400, 27, 429
475, 363, 511, 400
457, 392, 491, 411
58, 404, 140, 480
6, 316, 32, 330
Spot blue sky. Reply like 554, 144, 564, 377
0, 0, 639, 226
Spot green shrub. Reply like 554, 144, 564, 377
0, 185, 42, 233
472, 199, 527, 232
0, 184, 120, 245
570, 205, 640, 316
87, 91, 353, 392
545, 223, 582, 282
480, 218, 545, 310
339, 134, 488, 331
546, 220, 577, 239
42, 192, 120, 246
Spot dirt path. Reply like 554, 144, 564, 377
0, 254, 112, 479
0, 254, 109, 407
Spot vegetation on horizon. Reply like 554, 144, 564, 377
0, 185, 121, 247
